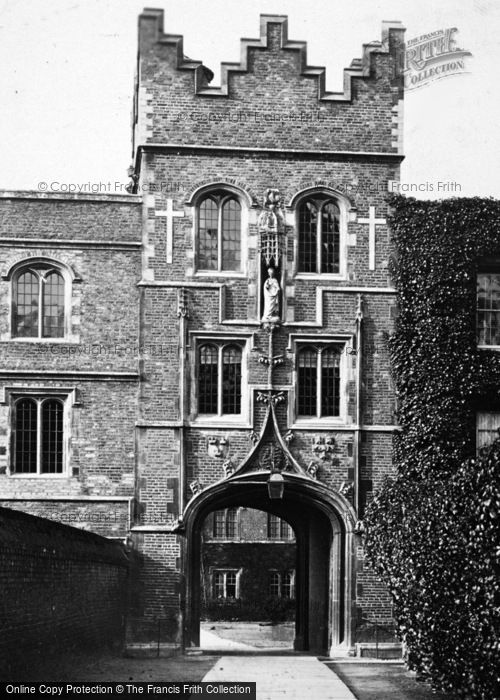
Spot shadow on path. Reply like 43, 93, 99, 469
326, 662, 454, 700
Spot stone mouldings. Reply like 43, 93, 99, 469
223, 396, 310, 482
259, 188, 285, 327
258, 189, 285, 266
137, 9, 405, 102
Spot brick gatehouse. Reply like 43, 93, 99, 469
0, 9, 405, 655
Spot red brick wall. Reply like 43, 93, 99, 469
130, 11, 403, 645
0, 507, 129, 679
136, 13, 403, 153
0, 10, 405, 650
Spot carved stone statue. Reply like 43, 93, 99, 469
261, 266, 281, 323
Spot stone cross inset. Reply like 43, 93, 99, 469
358, 206, 386, 271
155, 199, 185, 264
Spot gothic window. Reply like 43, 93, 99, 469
298, 196, 340, 274
13, 265, 66, 338
198, 342, 242, 416
477, 272, 500, 345
12, 397, 65, 474
213, 508, 239, 538
297, 345, 341, 418
267, 514, 293, 540
213, 570, 238, 599
476, 412, 500, 453
197, 193, 242, 272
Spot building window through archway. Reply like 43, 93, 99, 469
213, 570, 238, 599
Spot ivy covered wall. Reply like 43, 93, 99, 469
365, 195, 500, 700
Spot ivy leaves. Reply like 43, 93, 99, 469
364, 195, 500, 699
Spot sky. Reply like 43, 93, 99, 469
0, 0, 499, 199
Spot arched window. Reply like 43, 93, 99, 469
297, 345, 341, 418
197, 193, 242, 272
13, 265, 66, 338
298, 196, 340, 274
198, 342, 242, 416
13, 397, 64, 474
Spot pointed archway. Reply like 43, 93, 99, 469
175, 398, 358, 655
176, 469, 357, 655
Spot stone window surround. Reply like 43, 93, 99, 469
1, 386, 78, 478
188, 184, 352, 282
188, 331, 253, 428
1, 255, 81, 343
268, 568, 296, 598
210, 567, 242, 599
287, 334, 352, 429
190, 184, 250, 278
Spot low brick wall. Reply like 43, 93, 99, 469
0, 506, 129, 679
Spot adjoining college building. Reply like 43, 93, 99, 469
0, 9, 405, 654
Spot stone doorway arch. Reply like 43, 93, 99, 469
177, 472, 357, 656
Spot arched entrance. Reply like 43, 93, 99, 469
178, 471, 356, 656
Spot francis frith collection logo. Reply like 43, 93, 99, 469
403, 27, 472, 90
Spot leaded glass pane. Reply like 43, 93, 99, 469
198, 198, 218, 270
282, 572, 294, 599
15, 271, 39, 337
269, 572, 281, 596
477, 412, 500, 451
222, 345, 241, 414
477, 273, 500, 345
221, 199, 241, 271
280, 519, 292, 539
298, 348, 317, 416
321, 348, 341, 417
226, 508, 238, 538
298, 201, 318, 273
43, 271, 65, 338
41, 399, 64, 474
198, 344, 218, 414
226, 572, 237, 598
14, 398, 37, 473
214, 572, 225, 598
213, 510, 225, 538
321, 202, 340, 273
267, 514, 280, 539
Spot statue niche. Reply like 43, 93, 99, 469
258, 188, 285, 326
262, 266, 281, 323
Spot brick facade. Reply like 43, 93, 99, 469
0, 10, 405, 655
0, 506, 129, 678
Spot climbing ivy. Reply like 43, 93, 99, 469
364, 195, 500, 699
